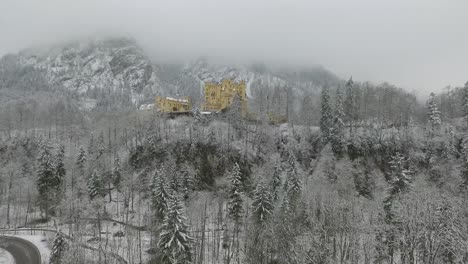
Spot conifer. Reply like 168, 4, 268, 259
252, 182, 274, 225
158, 195, 193, 264
227, 163, 244, 223
320, 85, 333, 141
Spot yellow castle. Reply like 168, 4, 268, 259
155, 96, 192, 113
203, 79, 247, 114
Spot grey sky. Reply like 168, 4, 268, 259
1, 0, 467, 96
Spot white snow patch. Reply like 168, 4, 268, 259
139, 104, 155, 110
0, 248, 14, 264
165, 97, 189, 103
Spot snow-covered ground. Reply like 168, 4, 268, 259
0, 248, 14, 264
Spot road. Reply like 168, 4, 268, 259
0, 236, 41, 264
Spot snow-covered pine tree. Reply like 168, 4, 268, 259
87, 133, 95, 157
428, 92, 442, 132
320, 85, 333, 141
344, 77, 356, 134
54, 145, 66, 198
271, 161, 282, 201
382, 152, 413, 262
332, 86, 346, 157
76, 146, 87, 171
463, 81, 468, 128
158, 194, 193, 264
286, 151, 302, 200
112, 155, 122, 191
151, 168, 170, 221
276, 193, 297, 264
74, 146, 87, 198
50, 232, 68, 264
252, 182, 274, 225
88, 170, 103, 200
460, 144, 468, 192
168, 166, 180, 193
387, 153, 412, 196
37, 140, 56, 218
227, 163, 244, 223
180, 162, 194, 200
383, 152, 412, 221
97, 131, 106, 159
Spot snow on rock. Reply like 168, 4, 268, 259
16, 37, 162, 106
182, 57, 330, 100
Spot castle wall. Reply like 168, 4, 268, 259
155, 96, 191, 113
203, 79, 247, 113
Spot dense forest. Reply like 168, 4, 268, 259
0, 64, 467, 263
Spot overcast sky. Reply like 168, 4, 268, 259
1, 0, 467, 96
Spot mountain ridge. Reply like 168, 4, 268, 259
0, 37, 343, 112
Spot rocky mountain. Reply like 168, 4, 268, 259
0, 37, 340, 110
13, 38, 162, 105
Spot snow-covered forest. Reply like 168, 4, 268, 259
1, 44, 468, 264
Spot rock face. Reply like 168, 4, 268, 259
15, 38, 162, 105
0, 37, 340, 110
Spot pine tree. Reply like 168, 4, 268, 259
276, 194, 297, 264
97, 131, 106, 159
88, 170, 103, 200
320, 85, 333, 141
332, 86, 346, 156
54, 145, 66, 197
286, 152, 302, 199
180, 163, 193, 200
460, 144, 468, 191
74, 146, 87, 198
112, 155, 122, 191
428, 92, 442, 131
344, 77, 356, 134
152, 168, 170, 221
252, 182, 274, 225
271, 161, 282, 201
76, 147, 87, 171
382, 152, 412, 263
168, 166, 180, 193
227, 163, 244, 223
37, 140, 56, 218
50, 232, 68, 264
463, 81, 468, 128
383, 152, 412, 221
158, 194, 193, 264
87, 134, 95, 157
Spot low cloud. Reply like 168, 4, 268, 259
1, 0, 467, 95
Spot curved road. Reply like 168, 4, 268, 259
0, 236, 41, 264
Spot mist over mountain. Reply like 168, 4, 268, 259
0, 37, 342, 110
